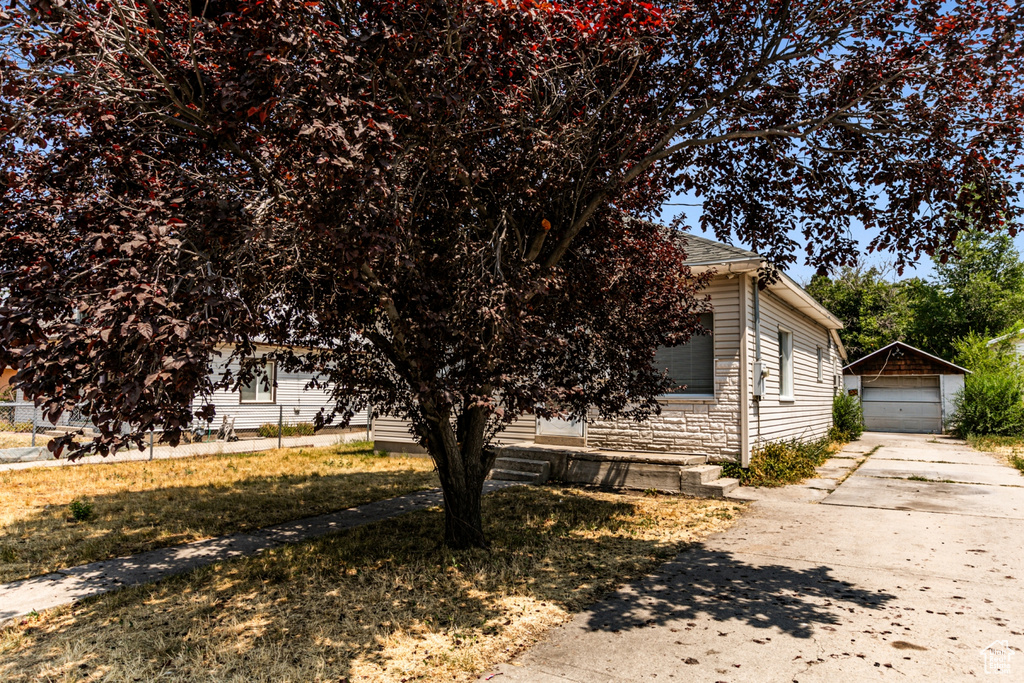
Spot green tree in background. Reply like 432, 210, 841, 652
806, 267, 917, 363
912, 230, 1024, 359
810, 230, 1024, 363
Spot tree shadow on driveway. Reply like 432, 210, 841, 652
582, 546, 896, 639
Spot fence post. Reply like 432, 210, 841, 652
31, 404, 37, 448
149, 429, 154, 460
365, 406, 372, 443
278, 405, 283, 449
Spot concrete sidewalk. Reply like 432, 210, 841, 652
0, 481, 517, 626
485, 433, 1023, 681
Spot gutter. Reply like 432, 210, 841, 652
686, 258, 763, 276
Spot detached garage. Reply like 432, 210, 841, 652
843, 342, 969, 434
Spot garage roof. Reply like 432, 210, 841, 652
843, 341, 970, 376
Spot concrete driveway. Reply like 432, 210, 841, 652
483, 433, 1024, 681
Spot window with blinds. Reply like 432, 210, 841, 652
653, 313, 715, 396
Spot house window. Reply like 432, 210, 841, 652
817, 347, 824, 383
654, 313, 715, 396
240, 362, 277, 404
778, 328, 794, 400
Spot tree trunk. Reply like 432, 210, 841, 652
439, 467, 488, 549
421, 402, 494, 549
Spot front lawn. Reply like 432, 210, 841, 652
0, 442, 437, 582
0, 487, 741, 682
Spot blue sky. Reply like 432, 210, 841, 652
658, 199, 1024, 288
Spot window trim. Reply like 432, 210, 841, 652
658, 313, 716, 399
778, 327, 794, 401
817, 346, 824, 383
239, 361, 278, 404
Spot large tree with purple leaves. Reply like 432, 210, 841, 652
1, 0, 1021, 546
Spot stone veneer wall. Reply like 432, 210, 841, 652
586, 275, 745, 463
586, 358, 743, 462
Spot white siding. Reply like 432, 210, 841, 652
197, 346, 369, 431
374, 412, 537, 451
587, 276, 744, 461
747, 285, 839, 446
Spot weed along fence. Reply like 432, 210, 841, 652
0, 402, 372, 466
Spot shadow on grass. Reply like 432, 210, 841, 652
2, 487, 892, 681
0, 466, 438, 582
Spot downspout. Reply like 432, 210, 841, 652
752, 277, 762, 451
753, 276, 762, 362
739, 275, 751, 468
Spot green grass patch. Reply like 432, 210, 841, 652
722, 438, 834, 487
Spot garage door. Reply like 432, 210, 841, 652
861, 375, 942, 433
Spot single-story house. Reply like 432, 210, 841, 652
375, 233, 847, 468
1, 345, 369, 435
842, 342, 968, 434
195, 344, 369, 435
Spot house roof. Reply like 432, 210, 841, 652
843, 341, 970, 375
987, 328, 1024, 347
679, 232, 761, 265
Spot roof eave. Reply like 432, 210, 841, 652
766, 272, 845, 331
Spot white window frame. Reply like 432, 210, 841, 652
659, 313, 716, 400
778, 327, 794, 401
240, 362, 277, 404
817, 346, 824, 383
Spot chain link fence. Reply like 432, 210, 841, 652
0, 402, 372, 465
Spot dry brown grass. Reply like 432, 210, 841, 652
0, 487, 742, 682
0, 443, 437, 582
0, 432, 34, 450
966, 435, 1024, 475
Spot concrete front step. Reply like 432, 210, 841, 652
680, 476, 740, 499
680, 464, 723, 486
493, 457, 551, 475
487, 468, 546, 485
